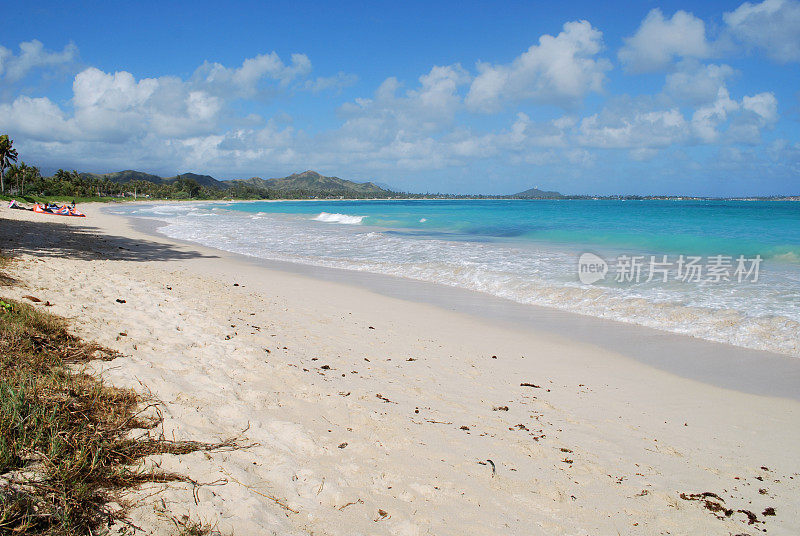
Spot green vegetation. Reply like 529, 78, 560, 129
4, 168, 222, 201
3, 165, 403, 201
0, 135, 19, 195
0, 295, 135, 533
232, 170, 391, 198
0, 260, 236, 534
511, 186, 564, 199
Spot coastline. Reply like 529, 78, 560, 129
1, 204, 798, 535
124, 202, 800, 399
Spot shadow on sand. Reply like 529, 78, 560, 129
0, 215, 217, 262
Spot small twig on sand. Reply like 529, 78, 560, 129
478, 459, 496, 477
338, 499, 364, 510
218, 468, 299, 514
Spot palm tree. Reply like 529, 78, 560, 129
0, 135, 19, 195
16, 162, 29, 195
9, 162, 37, 196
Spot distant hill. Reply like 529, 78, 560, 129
73, 169, 564, 199
231, 177, 272, 189
80, 170, 164, 184
225, 170, 391, 197
80, 169, 389, 197
513, 186, 563, 199
167, 172, 228, 190
80, 170, 228, 189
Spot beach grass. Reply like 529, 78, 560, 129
170, 517, 223, 535
0, 296, 145, 533
0, 294, 232, 534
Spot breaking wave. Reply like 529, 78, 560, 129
313, 212, 365, 224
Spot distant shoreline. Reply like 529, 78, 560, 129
6, 166, 798, 202
54, 195, 800, 204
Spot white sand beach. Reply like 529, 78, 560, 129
1, 204, 798, 536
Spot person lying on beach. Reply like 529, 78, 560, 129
7, 200, 32, 211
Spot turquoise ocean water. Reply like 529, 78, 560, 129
115, 200, 800, 356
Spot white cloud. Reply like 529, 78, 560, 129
73, 68, 158, 110
192, 51, 313, 97
0, 40, 77, 81
188, 62, 474, 173
410, 65, 470, 117
466, 64, 510, 113
339, 64, 469, 140
501, 112, 572, 149
68, 67, 223, 141
724, 0, 800, 62
0, 32, 792, 187
1, 65, 228, 145
0, 96, 75, 141
0, 49, 326, 148
578, 105, 689, 149
742, 92, 778, 122
728, 92, 779, 143
691, 87, 740, 142
466, 20, 611, 111
691, 89, 778, 144
573, 85, 778, 150
619, 9, 710, 72
664, 61, 736, 105
303, 72, 358, 93
219, 122, 296, 152
186, 91, 221, 121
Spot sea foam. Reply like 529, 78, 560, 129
313, 212, 365, 224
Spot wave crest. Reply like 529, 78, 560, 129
313, 212, 364, 224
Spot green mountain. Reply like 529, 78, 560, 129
81, 169, 388, 197
80, 170, 164, 184
167, 172, 227, 190
74, 169, 561, 199
230, 177, 272, 189
80, 170, 228, 189
225, 170, 391, 197
513, 186, 563, 199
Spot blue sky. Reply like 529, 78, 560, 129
1, 0, 799, 195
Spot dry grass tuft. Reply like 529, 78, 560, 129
0, 296, 239, 534
168, 515, 224, 536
